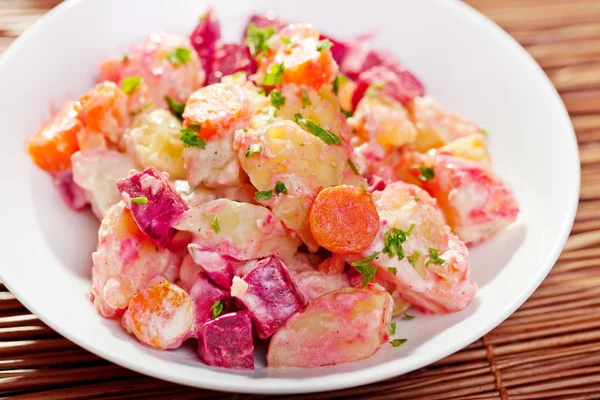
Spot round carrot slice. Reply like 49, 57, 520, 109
27, 103, 82, 173
309, 185, 380, 254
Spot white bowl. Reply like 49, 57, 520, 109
0, 0, 579, 394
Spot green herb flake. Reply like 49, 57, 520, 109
280, 37, 291, 45
366, 81, 386, 97
342, 109, 354, 118
270, 89, 286, 109
390, 322, 397, 335
130, 101, 154, 116
165, 96, 185, 120
301, 88, 312, 107
179, 124, 206, 149
245, 143, 262, 158
263, 62, 285, 86
418, 166, 435, 181
414, 196, 420, 201
122, 54, 129, 63
275, 181, 288, 195
122, 76, 142, 95
390, 338, 407, 347
402, 313, 415, 321
168, 47, 192, 66
388, 267, 397, 275
382, 226, 414, 261
360, 184, 372, 196
347, 158, 360, 176
299, 141, 305, 147
210, 300, 225, 319
211, 216, 220, 234
426, 248, 446, 266
480, 128, 488, 136
131, 196, 148, 205
246, 23, 275, 57
350, 252, 379, 287
333, 74, 347, 95
293, 113, 341, 145
316, 38, 333, 52
407, 251, 420, 267
255, 190, 274, 201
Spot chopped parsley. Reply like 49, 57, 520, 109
263, 62, 285, 86
366, 81, 385, 97
480, 128, 488, 136
402, 313, 415, 320
122, 54, 129, 63
391, 338, 407, 347
122, 76, 142, 95
350, 252, 379, 287
347, 158, 360, 176
414, 196, 421, 201
275, 181, 288, 195
418, 166, 435, 181
246, 23, 275, 58
293, 113, 341, 145
167, 47, 192, 65
130, 101, 154, 116
245, 143, 262, 158
342, 109, 354, 118
165, 96, 185, 120
280, 36, 291, 45
407, 251, 420, 267
316, 38, 333, 52
382, 225, 414, 260
179, 124, 206, 149
301, 88, 312, 107
388, 267, 397, 275
211, 216, 220, 233
270, 90, 285, 109
360, 184, 371, 195
426, 248, 446, 266
390, 322, 397, 335
333, 74, 347, 95
210, 300, 225, 319
299, 142, 305, 146
131, 196, 148, 205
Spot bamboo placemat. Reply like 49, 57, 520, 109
1, 0, 599, 398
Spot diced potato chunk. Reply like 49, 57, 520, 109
438, 134, 491, 169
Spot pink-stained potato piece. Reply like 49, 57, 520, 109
267, 284, 393, 368
231, 256, 306, 339
351, 65, 425, 109
187, 245, 243, 289
117, 167, 188, 248
91, 202, 182, 318
346, 181, 477, 313
122, 280, 193, 349
178, 254, 202, 292
425, 154, 519, 245
198, 311, 255, 369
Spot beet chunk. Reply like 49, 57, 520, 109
189, 272, 232, 334
189, 8, 221, 79
351, 65, 424, 108
232, 256, 306, 339
116, 167, 188, 248
198, 311, 254, 369
208, 42, 257, 84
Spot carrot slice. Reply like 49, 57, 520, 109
27, 103, 82, 173
309, 185, 380, 254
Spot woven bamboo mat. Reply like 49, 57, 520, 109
1, 0, 599, 398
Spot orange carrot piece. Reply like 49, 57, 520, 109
27, 103, 82, 173
309, 185, 380, 254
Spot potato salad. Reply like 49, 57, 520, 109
27, 9, 519, 370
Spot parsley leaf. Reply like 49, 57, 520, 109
210, 300, 225, 319
263, 62, 285, 86
168, 47, 192, 65
480, 128, 488, 136
388, 267, 397, 275
255, 190, 273, 201
211, 216, 220, 233
402, 313, 415, 320
347, 158, 360, 176
280, 36, 291, 45
316, 38, 333, 52
275, 181, 288, 195
418, 166, 434, 181
351, 252, 379, 287
407, 251, 420, 267
333, 74, 347, 95
426, 248, 446, 266
270, 89, 286, 109
301, 88, 312, 107
179, 124, 205, 149
245, 143, 262, 158
342, 109, 354, 118
391, 338, 407, 347
293, 113, 341, 145
246, 23, 275, 57
122, 76, 142, 95
360, 184, 371, 195
414, 196, 420, 201
165, 96, 185, 120
131, 196, 148, 205
390, 322, 397, 335
366, 81, 385, 97
382, 225, 414, 260
130, 101, 154, 116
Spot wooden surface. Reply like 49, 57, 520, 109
2, 0, 600, 398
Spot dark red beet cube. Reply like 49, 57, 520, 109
339, 45, 386, 80
208, 42, 257, 84
352, 65, 424, 108
189, 272, 232, 335
189, 8, 221, 79
233, 256, 306, 339
198, 311, 254, 369
320, 34, 348, 65
116, 167, 188, 248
